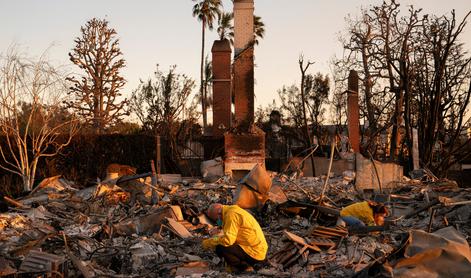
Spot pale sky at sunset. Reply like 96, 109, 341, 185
0, 0, 470, 114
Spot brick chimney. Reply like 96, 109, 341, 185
211, 39, 232, 136
347, 70, 360, 153
233, 0, 255, 128
223, 0, 265, 178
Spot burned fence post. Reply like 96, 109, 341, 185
412, 128, 420, 170
156, 135, 161, 176
150, 160, 159, 205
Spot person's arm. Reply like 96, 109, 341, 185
364, 215, 376, 226
216, 213, 240, 246
202, 212, 240, 250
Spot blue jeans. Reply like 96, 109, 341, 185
341, 216, 366, 229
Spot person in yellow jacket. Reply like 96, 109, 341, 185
339, 201, 388, 228
202, 203, 267, 272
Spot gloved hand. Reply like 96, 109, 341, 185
202, 238, 216, 250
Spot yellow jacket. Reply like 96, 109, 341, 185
340, 201, 375, 226
202, 205, 268, 260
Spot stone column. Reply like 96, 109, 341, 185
347, 70, 360, 153
211, 39, 232, 136
233, 0, 254, 127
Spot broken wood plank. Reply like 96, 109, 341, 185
165, 218, 193, 239
311, 229, 347, 238
277, 246, 298, 265
270, 244, 293, 262
284, 230, 321, 252
310, 225, 348, 238
309, 237, 336, 249
301, 249, 310, 264
443, 200, 471, 207
3, 196, 28, 209
283, 245, 308, 268
314, 225, 348, 233
62, 233, 94, 278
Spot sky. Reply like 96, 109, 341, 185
0, 0, 470, 114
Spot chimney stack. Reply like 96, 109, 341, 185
211, 40, 232, 136
347, 70, 360, 153
233, 0, 255, 128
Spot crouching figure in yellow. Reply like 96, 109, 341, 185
202, 203, 267, 273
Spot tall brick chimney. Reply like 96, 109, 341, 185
233, 0, 255, 128
211, 39, 232, 136
223, 0, 265, 178
347, 70, 360, 153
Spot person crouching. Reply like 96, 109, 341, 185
202, 203, 267, 273
338, 201, 388, 228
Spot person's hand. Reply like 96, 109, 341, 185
209, 227, 221, 236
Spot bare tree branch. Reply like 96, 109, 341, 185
0, 48, 79, 191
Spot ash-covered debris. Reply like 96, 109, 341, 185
1, 166, 471, 277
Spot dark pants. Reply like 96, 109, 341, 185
215, 244, 263, 272
341, 216, 366, 228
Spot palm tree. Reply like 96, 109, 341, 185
192, 0, 222, 133
253, 15, 265, 45
217, 13, 265, 46
203, 55, 213, 116
217, 12, 234, 43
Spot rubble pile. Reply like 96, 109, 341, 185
0, 170, 470, 277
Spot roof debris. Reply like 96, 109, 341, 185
1, 166, 470, 277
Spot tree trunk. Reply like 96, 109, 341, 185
200, 20, 207, 133
360, 29, 377, 136
401, 59, 412, 166
361, 45, 377, 154
30, 158, 39, 192
390, 88, 404, 160
22, 175, 31, 192
299, 62, 315, 176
